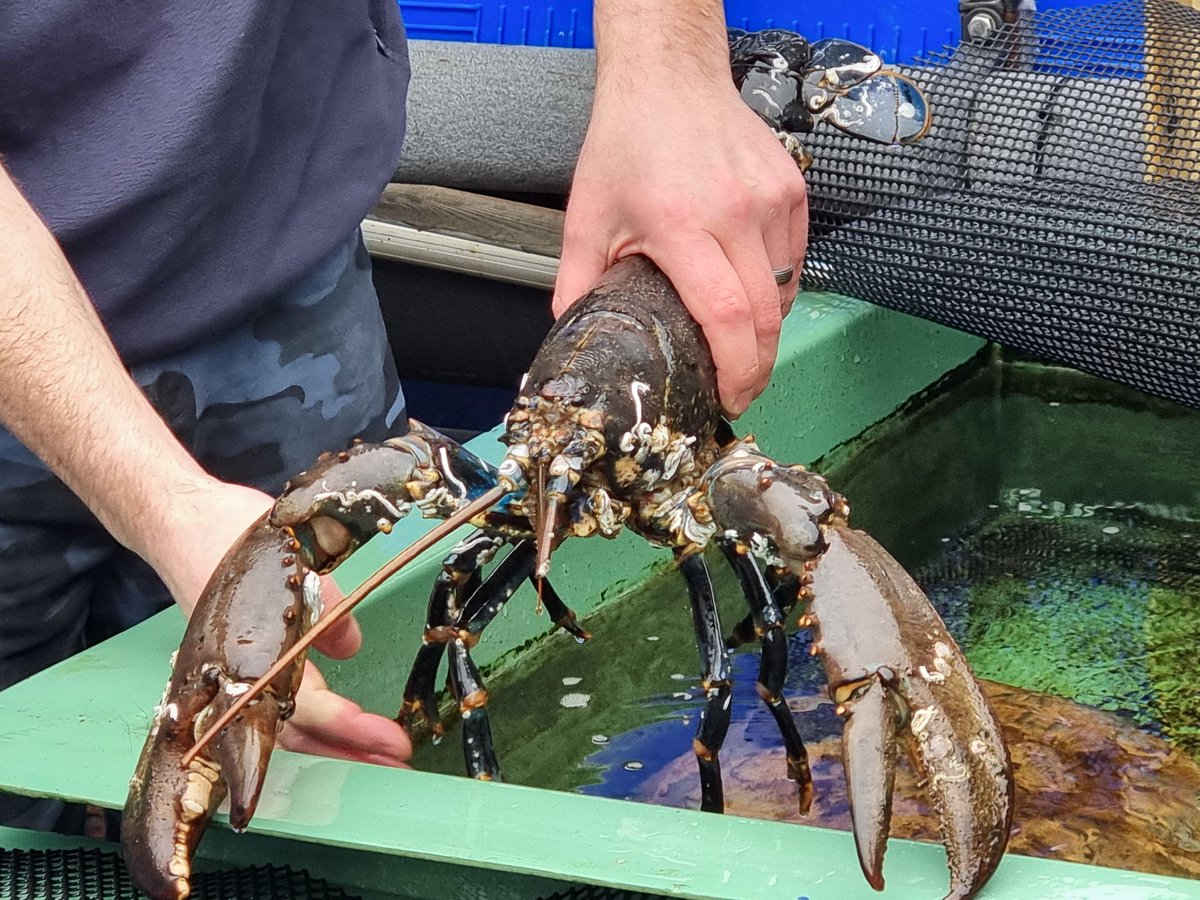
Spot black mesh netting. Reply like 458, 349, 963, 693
800, 0, 1200, 409
0, 847, 360, 900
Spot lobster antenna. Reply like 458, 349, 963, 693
533, 492, 560, 581
182, 483, 508, 768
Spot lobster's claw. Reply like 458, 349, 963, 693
702, 448, 1011, 896
125, 429, 516, 899
122, 519, 314, 900
122, 688, 288, 900
807, 525, 1013, 899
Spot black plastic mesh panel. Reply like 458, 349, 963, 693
0, 847, 360, 900
801, 0, 1200, 409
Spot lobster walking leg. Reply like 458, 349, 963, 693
444, 540, 537, 780
399, 534, 588, 738
398, 532, 503, 739
724, 568, 801, 650
401, 536, 585, 780
718, 539, 814, 814
677, 553, 734, 813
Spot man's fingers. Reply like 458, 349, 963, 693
282, 708, 412, 768
282, 662, 413, 766
310, 576, 361, 660
553, 216, 610, 318
722, 239, 783, 401
654, 233, 763, 417
782, 182, 810, 317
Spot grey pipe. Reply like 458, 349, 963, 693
396, 41, 595, 193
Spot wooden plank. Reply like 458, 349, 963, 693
369, 183, 565, 258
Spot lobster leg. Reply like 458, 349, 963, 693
448, 639, 502, 780
399, 534, 588, 740
717, 538, 814, 814
723, 567, 801, 650
443, 540, 545, 780
677, 552, 734, 813
534, 575, 591, 643
400, 538, 580, 780
398, 532, 501, 738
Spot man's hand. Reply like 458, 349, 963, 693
283, 663, 413, 767
554, 0, 808, 418
283, 576, 413, 767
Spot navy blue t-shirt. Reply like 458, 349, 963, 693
0, 1, 410, 365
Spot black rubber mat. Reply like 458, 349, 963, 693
0, 846, 360, 900
801, 0, 1200, 409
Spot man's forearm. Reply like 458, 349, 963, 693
593, 0, 731, 92
0, 166, 211, 566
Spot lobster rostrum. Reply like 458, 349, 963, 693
123, 30, 1011, 900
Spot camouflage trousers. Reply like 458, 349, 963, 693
0, 230, 405, 828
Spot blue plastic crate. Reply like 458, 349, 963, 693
395, 0, 958, 62
397, 0, 1112, 65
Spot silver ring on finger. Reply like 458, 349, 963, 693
771, 265, 795, 286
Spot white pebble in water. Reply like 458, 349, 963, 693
591, 734, 609, 745
560, 693, 591, 708
1102, 526, 1121, 535
623, 760, 644, 771
561, 676, 582, 686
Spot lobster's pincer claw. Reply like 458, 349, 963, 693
122, 518, 315, 900
807, 525, 1013, 900
812, 72, 932, 145
728, 27, 812, 75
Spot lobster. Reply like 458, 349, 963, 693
122, 29, 1014, 900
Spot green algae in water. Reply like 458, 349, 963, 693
916, 507, 1200, 758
